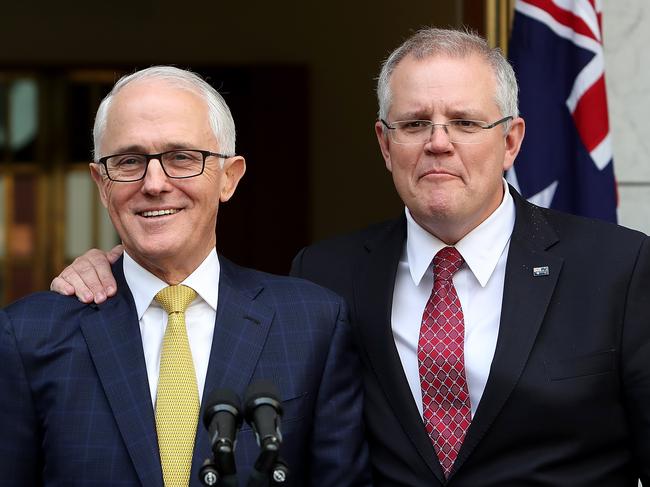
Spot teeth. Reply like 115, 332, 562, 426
141, 209, 179, 217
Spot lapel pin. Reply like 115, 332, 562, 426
533, 266, 550, 277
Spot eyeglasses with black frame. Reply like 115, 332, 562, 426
95, 149, 234, 182
380, 116, 513, 145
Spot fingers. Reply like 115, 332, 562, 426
51, 249, 118, 304
107, 244, 124, 264
50, 276, 76, 296
55, 263, 98, 304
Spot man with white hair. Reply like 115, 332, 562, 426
0, 66, 370, 487
51, 28, 650, 486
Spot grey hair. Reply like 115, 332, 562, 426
93, 65, 236, 161
377, 28, 519, 123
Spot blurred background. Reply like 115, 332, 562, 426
0, 0, 648, 305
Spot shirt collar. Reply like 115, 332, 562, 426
123, 248, 220, 319
405, 179, 515, 287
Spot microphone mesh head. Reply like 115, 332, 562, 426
203, 388, 242, 428
243, 380, 283, 424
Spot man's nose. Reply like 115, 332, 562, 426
425, 124, 453, 150
141, 158, 170, 193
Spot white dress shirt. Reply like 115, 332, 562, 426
123, 249, 220, 407
391, 180, 515, 418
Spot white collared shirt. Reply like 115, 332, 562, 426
391, 180, 515, 418
123, 249, 220, 407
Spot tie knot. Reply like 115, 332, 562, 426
155, 285, 197, 315
433, 247, 463, 281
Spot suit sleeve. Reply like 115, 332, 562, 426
308, 299, 372, 487
0, 309, 42, 486
621, 236, 650, 483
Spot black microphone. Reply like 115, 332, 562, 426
203, 388, 243, 478
244, 381, 287, 486
243, 381, 283, 453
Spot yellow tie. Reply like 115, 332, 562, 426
155, 284, 199, 487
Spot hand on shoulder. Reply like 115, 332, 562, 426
50, 244, 123, 304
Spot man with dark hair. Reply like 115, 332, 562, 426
51, 29, 650, 486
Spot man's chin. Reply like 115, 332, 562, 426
413, 194, 459, 218
124, 243, 182, 268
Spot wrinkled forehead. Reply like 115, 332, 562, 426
101, 81, 213, 153
388, 53, 498, 116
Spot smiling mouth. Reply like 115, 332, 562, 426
139, 209, 180, 218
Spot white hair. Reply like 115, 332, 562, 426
377, 28, 519, 123
93, 65, 236, 161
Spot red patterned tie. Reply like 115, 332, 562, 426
418, 246, 471, 477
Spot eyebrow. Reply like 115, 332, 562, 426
446, 109, 486, 120
108, 142, 199, 154
392, 108, 487, 121
393, 110, 431, 121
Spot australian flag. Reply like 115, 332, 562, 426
506, 0, 617, 222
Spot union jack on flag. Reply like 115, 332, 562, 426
506, 0, 617, 222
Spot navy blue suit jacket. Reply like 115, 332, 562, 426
291, 187, 650, 486
0, 256, 371, 486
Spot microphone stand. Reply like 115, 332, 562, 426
200, 388, 243, 487
246, 440, 289, 487
199, 457, 240, 487
268, 457, 289, 486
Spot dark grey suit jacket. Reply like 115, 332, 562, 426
291, 187, 650, 487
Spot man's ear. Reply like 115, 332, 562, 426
89, 163, 109, 208
502, 116, 525, 172
375, 120, 393, 172
219, 156, 246, 202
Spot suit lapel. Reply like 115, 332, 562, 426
80, 259, 163, 487
192, 256, 274, 477
354, 217, 446, 482
452, 189, 563, 476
